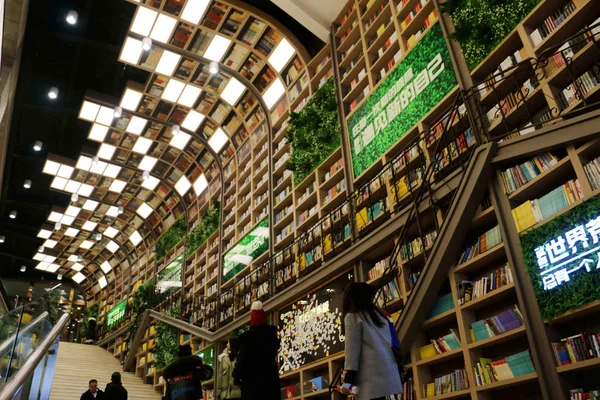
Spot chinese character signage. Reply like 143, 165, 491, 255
521, 194, 600, 320
222, 218, 269, 283
106, 300, 127, 328
156, 255, 183, 294
347, 23, 457, 178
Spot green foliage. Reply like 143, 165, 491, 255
155, 306, 180, 370
129, 281, 154, 335
286, 78, 341, 186
442, 0, 541, 70
79, 302, 99, 338
521, 194, 600, 322
156, 216, 187, 260
185, 201, 221, 257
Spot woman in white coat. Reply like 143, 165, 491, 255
341, 282, 403, 400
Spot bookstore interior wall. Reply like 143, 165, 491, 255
28, 0, 600, 398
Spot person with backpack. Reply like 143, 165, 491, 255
340, 282, 403, 400
216, 337, 241, 400
163, 345, 213, 400
104, 372, 127, 400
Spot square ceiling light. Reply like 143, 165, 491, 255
68, 255, 78, 262
137, 203, 153, 219
181, 110, 204, 132
170, 131, 191, 150
193, 174, 208, 196
120, 88, 143, 111
82, 221, 97, 231
50, 177, 68, 191
46, 264, 60, 273
204, 35, 231, 61
129, 231, 142, 246
102, 164, 121, 179
120, 37, 144, 65
132, 137, 153, 154
126, 116, 148, 135
48, 211, 63, 223
98, 276, 108, 289
90, 160, 108, 175
43, 160, 61, 175
131, 6, 157, 36
72, 272, 86, 284
57, 165, 74, 179
97, 143, 116, 160
108, 179, 127, 193
59, 215, 75, 225
77, 184, 94, 197
65, 206, 81, 217
71, 262, 84, 272
208, 128, 228, 152
43, 239, 57, 249
178, 85, 202, 107
138, 155, 157, 171
35, 262, 50, 271
268, 38, 295, 72
101, 261, 112, 273
162, 79, 186, 103
220, 77, 245, 105
37, 229, 52, 239
104, 227, 119, 238
150, 14, 177, 43
156, 50, 181, 76
79, 101, 100, 122
263, 78, 285, 109
96, 106, 115, 126
64, 180, 82, 194
65, 227, 79, 237
89, 124, 109, 142
141, 175, 159, 190
106, 206, 120, 217
181, 0, 210, 24
76, 156, 92, 171
106, 240, 119, 253
80, 240, 94, 249
175, 176, 191, 195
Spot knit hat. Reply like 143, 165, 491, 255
250, 301, 267, 326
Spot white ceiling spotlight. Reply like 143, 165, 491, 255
48, 87, 59, 100
71, 193, 79, 202
9, 211, 17, 219
91, 156, 99, 166
57, 274, 63, 281
117, 206, 124, 215
20, 265, 26, 273
209, 61, 219, 75
95, 233, 102, 241
66, 10, 78, 25
113, 106, 123, 119
54, 222, 62, 231
142, 171, 150, 181
171, 124, 180, 136
0, 236, 5, 243
33, 141, 43, 152
142, 37, 153, 51
39, 246, 45, 253
23, 180, 32, 189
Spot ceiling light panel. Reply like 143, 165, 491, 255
48, 212, 63, 223
79, 101, 100, 122
97, 143, 116, 160
59, 215, 75, 225
46, 264, 60, 273
77, 184, 94, 197
106, 206, 120, 217
170, 131, 191, 150
204, 35, 231, 61
181, 0, 210, 24
263, 78, 285, 109
162, 79, 185, 103
175, 176, 191, 195
43, 160, 60, 175
129, 231, 142, 246
57, 165, 74, 179
82, 221, 97, 231
155, 50, 181, 76
43, 239, 57, 249
102, 164, 121, 179
106, 240, 119, 253
50, 177, 68, 191
108, 179, 127, 193
37, 229, 52, 239
71, 263, 84, 271
96, 107, 115, 126
72, 272, 86, 283
181, 110, 204, 132
126, 116, 148, 135
132, 137, 153, 154
35, 262, 49, 271
120, 37, 144, 65
64, 228, 79, 237
80, 240, 94, 249
120, 88, 143, 111
33, 253, 45, 261
137, 203, 153, 219
268, 38, 295, 72
104, 227, 119, 238
150, 14, 177, 43
65, 206, 81, 217
90, 160, 108, 175
178, 85, 202, 107
138, 156, 157, 171
220, 77, 245, 105
88, 124, 109, 142
76, 156, 92, 171
193, 174, 208, 196
131, 6, 157, 36
208, 128, 228, 152
141, 176, 159, 190
64, 180, 82, 194
98, 276, 108, 289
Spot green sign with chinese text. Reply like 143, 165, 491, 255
222, 218, 269, 282
106, 300, 127, 328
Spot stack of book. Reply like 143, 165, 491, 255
419, 329, 462, 360
584, 156, 600, 190
551, 332, 600, 365
427, 293, 454, 318
558, 69, 600, 110
473, 350, 536, 386
498, 153, 560, 194
367, 258, 389, 281
569, 389, 600, 399
512, 179, 584, 232
457, 263, 514, 305
470, 306, 524, 341
457, 225, 502, 265
530, 0, 583, 47
423, 369, 469, 397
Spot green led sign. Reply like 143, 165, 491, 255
521, 194, 600, 321
157, 255, 183, 295
106, 300, 127, 328
223, 218, 269, 283
347, 23, 457, 178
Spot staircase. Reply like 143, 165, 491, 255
50, 342, 162, 400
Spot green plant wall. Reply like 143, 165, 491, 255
156, 216, 187, 260
286, 78, 341, 186
128, 281, 154, 335
185, 200, 220, 257
521, 193, 600, 322
443, 0, 541, 70
155, 306, 180, 370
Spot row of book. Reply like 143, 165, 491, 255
471, 305, 524, 342
399, 231, 438, 262
406, 10, 438, 50
419, 329, 462, 360
473, 350, 536, 386
367, 258, 389, 281
486, 78, 537, 126
512, 179, 584, 232
374, 35, 402, 81
398, 378, 415, 400
400, 0, 429, 31
457, 263, 514, 305
349, 86, 371, 113
558, 69, 600, 111
530, 0, 584, 47
543, 22, 600, 78
427, 293, 454, 318
584, 156, 600, 191
457, 225, 502, 265
387, 167, 424, 204
570, 389, 600, 400
375, 279, 401, 307
363, 3, 386, 33
433, 128, 476, 174
423, 369, 469, 397
551, 331, 600, 365
498, 152, 560, 194
477, 47, 528, 97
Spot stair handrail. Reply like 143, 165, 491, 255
0, 313, 69, 400
0, 312, 49, 357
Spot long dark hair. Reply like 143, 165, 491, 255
228, 337, 239, 360
341, 282, 384, 333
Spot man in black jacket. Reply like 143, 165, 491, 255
163, 345, 213, 400
104, 372, 127, 400
80, 379, 104, 400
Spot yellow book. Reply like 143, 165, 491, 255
324, 234, 332, 253
426, 383, 435, 397
479, 357, 494, 384
407, 35, 417, 48
150, 326, 156, 335
356, 207, 369, 229
419, 344, 437, 360
366, 0, 376, 9
376, 24, 386, 37
512, 201, 536, 232
470, 328, 475, 343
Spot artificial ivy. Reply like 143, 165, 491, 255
79, 302, 99, 339
286, 78, 341, 186
185, 200, 220, 257
156, 216, 187, 260
521, 193, 600, 322
129, 281, 155, 335
442, 0, 541, 70
155, 306, 181, 370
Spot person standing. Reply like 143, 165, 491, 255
163, 344, 213, 400
80, 379, 104, 400
233, 301, 280, 400
340, 282, 403, 400
216, 337, 241, 400
104, 372, 127, 400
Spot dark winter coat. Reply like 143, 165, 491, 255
233, 325, 280, 400
104, 382, 127, 400
80, 389, 104, 400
